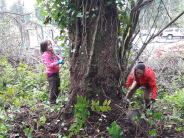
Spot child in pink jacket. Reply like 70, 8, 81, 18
40, 40, 64, 106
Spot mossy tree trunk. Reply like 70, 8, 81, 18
64, 0, 121, 115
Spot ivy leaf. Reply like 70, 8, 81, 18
71, 49, 75, 53
77, 13, 83, 17
146, 109, 153, 115
23, 128, 29, 134
149, 129, 157, 136
98, 34, 102, 39
141, 113, 145, 119
92, 14, 96, 17
149, 119, 153, 126
40, 116, 46, 124
153, 113, 162, 120
111, 122, 118, 127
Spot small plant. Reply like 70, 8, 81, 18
68, 96, 111, 137
149, 129, 157, 136
107, 122, 123, 138
68, 96, 90, 137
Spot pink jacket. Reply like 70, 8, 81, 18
42, 52, 61, 73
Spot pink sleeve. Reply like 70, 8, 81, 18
42, 54, 58, 68
56, 55, 61, 60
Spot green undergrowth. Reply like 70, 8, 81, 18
0, 56, 70, 137
126, 84, 184, 135
0, 54, 184, 137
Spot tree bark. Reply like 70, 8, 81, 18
63, 0, 120, 118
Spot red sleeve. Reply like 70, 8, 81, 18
42, 54, 58, 68
148, 72, 157, 99
126, 72, 134, 89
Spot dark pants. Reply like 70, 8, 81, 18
47, 73, 60, 105
126, 81, 151, 104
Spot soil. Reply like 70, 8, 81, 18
5, 99, 183, 138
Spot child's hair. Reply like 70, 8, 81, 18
40, 40, 51, 55
134, 61, 145, 74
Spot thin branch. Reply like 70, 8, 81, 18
127, 10, 184, 75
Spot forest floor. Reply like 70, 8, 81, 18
6, 98, 184, 138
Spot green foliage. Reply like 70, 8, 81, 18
0, 56, 70, 137
163, 89, 184, 109
149, 129, 157, 136
107, 122, 123, 138
38, 116, 46, 125
68, 96, 111, 137
91, 99, 111, 112
68, 95, 90, 137
154, 112, 162, 120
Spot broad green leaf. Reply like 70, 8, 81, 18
100, 106, 104, 112
92, 14, 96, 17
82, 115, 86, 122
70, 123, 77, 128
153, 113, 162, 120
149, 119, 153, 126
71, 49, 75, 53
81, 96, 83, 102
23, 128, 29, 134
103, 99, 107, 106
40, 116, 46, 123
141, 113, 145, 119
149, 129, 157, 136
107, 100, 111, 105
87, 111, 90, 115
74, 118, 80, 123
79, 120, 83, 128
111, 122, 117, 127
77, 13, 83, 17
103, 106, 107, 111
86, 100, 90, 104
108, 128, 113, 135
75, 113, 83, 118
146, 109, 152, 115
91, 106, 95, 111
77, 125, 80, 132
107, 106, 111, 111
68, 132, 73, 138
96, 106, 100, 112
74, 129, 77, 135
84, 97, 86, 103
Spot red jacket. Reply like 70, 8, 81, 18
126, 66, 157, 99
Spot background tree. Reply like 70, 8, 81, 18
10, 0, 25, 23
35, 4, 44, 21
0, 0, 7, 22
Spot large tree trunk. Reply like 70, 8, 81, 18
64, 0, 120, 117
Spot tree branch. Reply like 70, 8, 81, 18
133, 0, 154, 12
127, 10, 184, 75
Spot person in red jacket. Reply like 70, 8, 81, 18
124, 62, 157, 109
